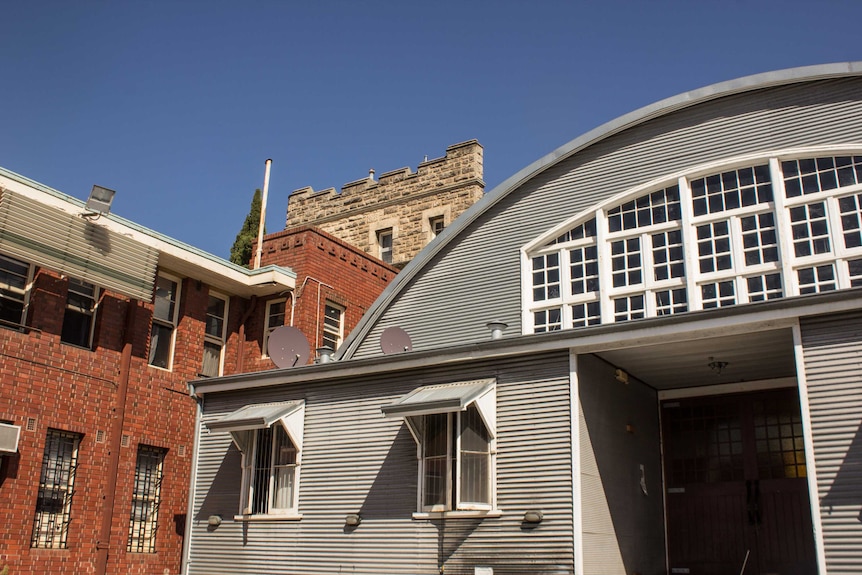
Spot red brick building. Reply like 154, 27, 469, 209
0, 167, 394, 575
249, 226, 397, 368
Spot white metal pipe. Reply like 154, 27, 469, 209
253, 159, 272, 270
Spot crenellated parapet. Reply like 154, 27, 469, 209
283, 140, 484, 267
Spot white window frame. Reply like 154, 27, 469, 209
263, 298, 286, 358
61, 277, 98, 349
148, 273, 181, 370
522, 147, 862, 334
202, 292, 228, 377
381, 380, 498, 518
206, 401, 305, 520
377, 228, 394, 264
321, 301, 344, 351
0, 252, 34, 329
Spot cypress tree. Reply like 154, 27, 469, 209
230, 189, 264, 267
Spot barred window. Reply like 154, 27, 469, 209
32, 429, 82, 548
128, 445, 167, 553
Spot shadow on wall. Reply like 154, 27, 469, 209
194, 443, 243, 524
578, 354, 665, 575
358, 424, 417, 520
821, 419, 862, 524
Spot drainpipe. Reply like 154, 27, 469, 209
296, 276, 333, 347
95, 298, 137, 575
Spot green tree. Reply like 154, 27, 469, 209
230, 188, 264, 267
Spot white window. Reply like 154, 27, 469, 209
148, 274, 180, 369
31, 429, 81, 548
430, 215, 445, 238
263, 298, 286, 357
128, 445, 166, 553
0, 252, 32, 328
321, 302, 344, 351
524, 152, 862, 333
377, 228, 393, 264
202, 293, 228, 377
382, 380, 497, 515
206, 401, 305, 517
61, 278, 98, 348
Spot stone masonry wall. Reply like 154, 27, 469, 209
285, 140, 484, 268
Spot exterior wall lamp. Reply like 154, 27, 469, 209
523, 510, 543, 523
345, 513, 361, 526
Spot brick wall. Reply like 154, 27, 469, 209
0, 266, 274, 575
243, 226, 397, 368
285, 140, 484, 268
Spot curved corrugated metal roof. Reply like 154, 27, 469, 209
338, 61, 862, 360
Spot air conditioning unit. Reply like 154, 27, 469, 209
0, 422, 21, 454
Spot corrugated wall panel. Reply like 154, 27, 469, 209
800, 311, 862, 575
0, 190, 158, 300
188, 351, 574, 575
353, 77, 862, 359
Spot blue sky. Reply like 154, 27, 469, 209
1, 1, 860, 258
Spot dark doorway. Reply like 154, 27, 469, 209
662, 388, 817, 575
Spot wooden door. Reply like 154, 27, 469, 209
662, 389, 817, 575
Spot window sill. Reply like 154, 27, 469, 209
412, 510, 502, 520
233, 513, 302, 522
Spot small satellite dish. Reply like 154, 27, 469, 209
268, 326, 311, 368
380, 326, 413, 355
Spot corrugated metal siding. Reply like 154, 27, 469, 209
187, 351, 575, 575
353, 77, 862, 359
0, 190, 158, 300
800, 312, 862, 575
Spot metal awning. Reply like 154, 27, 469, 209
382, 379, 496, 438
207, 400, 304, 433
0, 190, 158, 301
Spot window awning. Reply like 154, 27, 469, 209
206, 400, 305, 453
0, 190, 158, 301
382, 379, 495, 437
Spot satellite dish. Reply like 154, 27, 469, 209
268, 326, 311, 368
380, 326, 413, 355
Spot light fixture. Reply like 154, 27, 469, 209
317, 346, 335, 364
207, 515, 222, 527
708, 356, 729, 375
345, 513, 361, 526
523, 510, 543, 524
83, 185, 116, 219
486, 321, 508, 340
614, 368, 629, 384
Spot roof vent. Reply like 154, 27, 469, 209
486, 321, 508, 340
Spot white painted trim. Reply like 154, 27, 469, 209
569, 350, 583, 575
181, 399, 203, 575
657, 376, 796, 400
791, 322, 828, 575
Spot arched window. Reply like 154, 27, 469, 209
524, 152, 862, 333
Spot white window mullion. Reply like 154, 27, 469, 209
677, 176, 700, 311
824, 195, 852, 289
727, 215, 749, 304
595, 209, 612, 324
770, 157, 797, 297
641, 231, 656, 316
